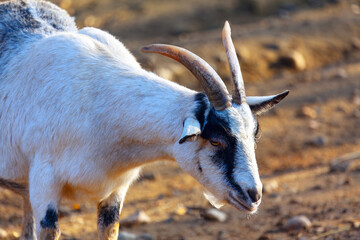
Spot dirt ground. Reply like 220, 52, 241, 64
0, 0, 360, 239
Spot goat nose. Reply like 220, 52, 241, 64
247, 188, 262, 203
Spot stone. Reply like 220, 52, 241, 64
333, 68, 348, 79
174, 204, 187, 216
120, 210, 151, 227
11, 231, 20, 238
351, 4, 360, 14
305, 136, 327, 147
277, 50, 306, 71
137, 233, 154, 240
118, 232, 154, 240
330, 160, 350, 173
351, 37, 360, 49
308, 120, 320, 130
284, 215, 312, 231
0, 228, 8, 238
118, 232, 137, 240
201, 208, 227, 222
263, 179, 279, 194
351, 218, 360, 229
298, 106, 317, 119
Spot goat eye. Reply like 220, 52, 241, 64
209, 140, 221, 147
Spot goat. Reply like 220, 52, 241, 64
0, 1, 289, 239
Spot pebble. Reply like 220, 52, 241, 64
333, 68, 348, 79
217, 230, 230, 240
118, 232, 154, 240
201, 208, 227, 222
351, 218, 360, 228
283, 215, 312, 231
351, 4, 360, 14
120, 210, 151, 227
0, 228, 8, 238
351, 37, 360, 49
263, 179, 279, 194
174, 204, 187, 216
11, 231, 20, 238
305, 136, 327, 147
308, 119, 320, 130
277, 50, 306, 71
330, 160, 350, 173
298, 106, 317, 119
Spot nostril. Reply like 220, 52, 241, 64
247, 188, 261, 203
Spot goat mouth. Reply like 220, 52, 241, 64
227, 192, 258, 213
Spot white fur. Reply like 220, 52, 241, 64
0, 17, 280, 237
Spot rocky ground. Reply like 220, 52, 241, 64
0, 0, 360, 239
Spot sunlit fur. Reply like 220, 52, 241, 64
0, 1, 287, 238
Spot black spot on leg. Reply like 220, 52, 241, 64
98, 204, 120, 228
40, 207, 58, 229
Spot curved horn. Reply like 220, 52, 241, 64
141, 44, 232, 111
222, 21, 246, 105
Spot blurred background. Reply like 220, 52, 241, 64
0, 0, 360, 239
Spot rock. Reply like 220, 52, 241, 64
351, 4, 360, 14
283, 215, 312, 231
0, 228, 8, 238
330, 160, 350, 173
333, 68, 348, 79
305, 136, 327, 147
120, 210, 151, 227
352, 89, 360, 105
174, 204, 187, 216
277, 50, 306, 71
263, 180, 279, 194
351, 37, 360, 49
217, 230, 230, 240
298, 106, 317, 119
351, 218, 360, 229
11, 231, 20, 238
118, 232, 137, 240
137, 233, 154, 240
257, 235, 271, 240
308, 120, 320, 130
201, 208, 228, 222
118, 232, 154, 240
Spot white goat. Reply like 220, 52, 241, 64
0, 1, 289, 240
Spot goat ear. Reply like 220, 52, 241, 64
179, 117, 201, 144
247, 90, 289, 116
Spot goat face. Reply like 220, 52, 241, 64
142, 21, 289, 213
174, 97, 262, 213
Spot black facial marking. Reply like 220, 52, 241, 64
193, 93, 209, 128
40, 207, 58, 229
201, 108, 246, 199
254, 114, 260, 140
98, 204, 120, 228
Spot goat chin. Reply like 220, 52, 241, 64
203, 189, 225, 209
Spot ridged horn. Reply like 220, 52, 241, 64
141, 44, 232, 111
222, 21, 246, 104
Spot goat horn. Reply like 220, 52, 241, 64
222, 21, 246, 104
141, 44, 232, 111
